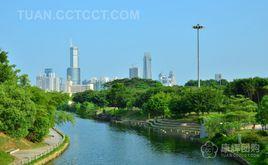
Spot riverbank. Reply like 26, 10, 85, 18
10, 128, 68, 165
28, 136, 69, 165
93, 111, 267, 165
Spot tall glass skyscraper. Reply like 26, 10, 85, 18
143, 52, 152, 79
67, 44, 81, 85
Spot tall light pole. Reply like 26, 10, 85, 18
193, 24, 204, 88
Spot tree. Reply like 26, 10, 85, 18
55, 111, 75, 126
72, 90, 108, 108
18, 74, 30, 87
169, 95, 187, 117
225, 77, 268, 104
182, 87, 224, 115
224, 95, 257, 112
104, 78, 162, 89
0, 50, 74, 142
106, 83, 131, 109
256, 95, 268, 130
185, 79, 228, 87
0, 50, 19, 84
142, 92, 171, 117
0, 83, 36, 138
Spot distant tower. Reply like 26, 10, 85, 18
129, 66, 139, 78
168, 71, 176, 86
67, 42, 81, 85
215, 73, 222, 85
143, 52, 152, 79
44, 68, 53, 77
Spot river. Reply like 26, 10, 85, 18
51, 117, 238, 165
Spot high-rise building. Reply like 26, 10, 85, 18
129, 67, 139, 78
44, 68, 53, 77
215, 74, 222, 82
67, 43, 81, 85
215, 73, 222, 85
36, 68, 61, 91
81, 77, 118, 91
168, 71, 176, 86
143, 52, 152, 79
158, 71, 177, 86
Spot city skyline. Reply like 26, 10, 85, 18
1, 1, 268, 85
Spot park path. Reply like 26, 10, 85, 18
11, 128, 63, 165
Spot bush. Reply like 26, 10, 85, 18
257, 130, 268, 137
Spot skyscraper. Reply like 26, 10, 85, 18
143, 52, 152, 79
67, 43, 81, 85
158, 71, 177, 86
36, 68, 60, 91
129, 67, 139, 78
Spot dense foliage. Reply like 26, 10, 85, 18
225, 77, 268, 104
71, 77, 266, 123
185, 79, 229, 87
0, 50, 73, 142
256, 95, 268, 130
104, 78, 162, 89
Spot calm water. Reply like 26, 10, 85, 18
52, 117, 238, 165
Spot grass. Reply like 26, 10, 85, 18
0, 151, 14, 165
236, 130, 268, 165
0, 132, 46, 151
0, 132, 46, 165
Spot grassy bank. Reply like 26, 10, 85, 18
0, 151, 14, 165
0, 132, 46, 165
28, 136, 70, 165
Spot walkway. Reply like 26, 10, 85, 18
11, 128, 63, 165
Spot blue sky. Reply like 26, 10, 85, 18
0, 0, 268, 85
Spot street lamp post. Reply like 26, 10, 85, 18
193, 24, 204, 88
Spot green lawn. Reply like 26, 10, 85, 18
0, 151, 14, 165
0, 132, 46, 165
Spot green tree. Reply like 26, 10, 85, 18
0, 50, 19, 84
0, 50, 74, 142
104, 78, 162, 89
18, 74, 30, 87
185, 79, 228, 87
224, 95, 257, 112
182, 87, 224, 115
169, 95, 187, 117
225, 77, 268, 103
0, 83, 36, 138
256, 96, 268, 130
106, 83, 130, 109
142, 92, 171, 117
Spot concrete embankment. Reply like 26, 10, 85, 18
32, 136, 69, 165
